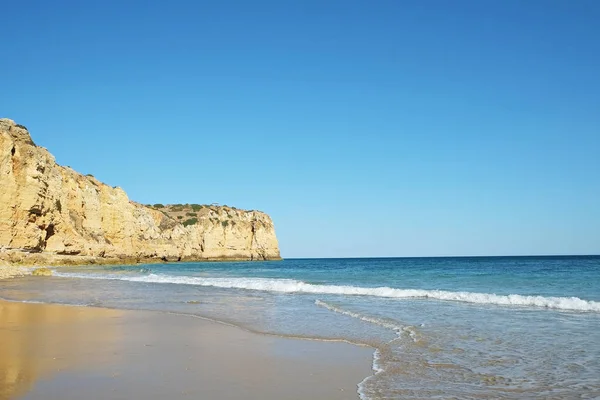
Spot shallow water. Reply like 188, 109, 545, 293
2, 256, 599, 399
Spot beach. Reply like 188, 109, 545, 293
0, 299, 374, 400
1, 257, 599, 399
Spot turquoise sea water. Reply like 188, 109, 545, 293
2, 256, 599, 399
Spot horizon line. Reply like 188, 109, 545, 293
282, 254, 600, 260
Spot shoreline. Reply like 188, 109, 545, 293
0, 264, 28, 280
0, 299, 374, 400
0, 249, 282, 268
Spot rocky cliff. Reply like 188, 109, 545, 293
0, 118, 280, 265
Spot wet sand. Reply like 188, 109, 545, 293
0, 300, 373, 400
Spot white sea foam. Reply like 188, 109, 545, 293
0, 297, 98, 307
315, 299, 405, 333
358, 348, 383, 400
52, 272, 600, 312
315, 299, 421, 343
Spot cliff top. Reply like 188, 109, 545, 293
0, 118, 35, 145
148, 203, 266, 225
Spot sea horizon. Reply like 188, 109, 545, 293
285, 254, 600, 260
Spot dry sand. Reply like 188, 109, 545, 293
0, 300, 373, 400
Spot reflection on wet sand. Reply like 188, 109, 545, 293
0, 301, 123, 400
0, 300, 372, 400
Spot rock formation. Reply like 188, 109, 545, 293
0, 118, 281, 265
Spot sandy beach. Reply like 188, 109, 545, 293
0, 299, 373, 400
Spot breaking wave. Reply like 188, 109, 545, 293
52, 272, 600, 312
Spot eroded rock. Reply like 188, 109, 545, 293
0, 119, 281, 265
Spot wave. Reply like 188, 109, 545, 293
315, 299, 405, 333
52, 272, 600, 312
315, 300, 420, 342
0, 297, 100, 308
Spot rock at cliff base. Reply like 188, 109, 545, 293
31, 267, 53, 276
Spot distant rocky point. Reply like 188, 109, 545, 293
0, 118, 281, 266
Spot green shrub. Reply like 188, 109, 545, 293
191, 204, 203, 212
221, 220, 229, 228
153, 204, 164, 208
182, 217, 198, 227
177, 215, 183, 220
186, 212, 197, 217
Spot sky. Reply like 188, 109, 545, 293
1, 0, 599, 257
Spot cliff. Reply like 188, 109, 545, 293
0, 118, 281, 265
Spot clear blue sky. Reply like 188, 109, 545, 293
2, 0, 599, 257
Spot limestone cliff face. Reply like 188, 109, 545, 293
0, 119, 280, 264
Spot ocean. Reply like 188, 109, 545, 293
2, 256, 599, 399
